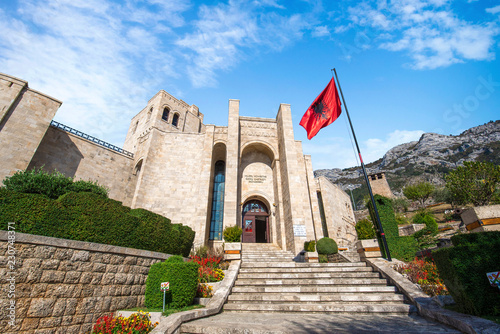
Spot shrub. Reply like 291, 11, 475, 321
166, 255, 185, 263
316, 237, 338, 255
355, 219, 376, 240
367, 195, 418, 261
318, 254, 328, 263
192, 245, 209, 258
433, 231, 500, 316
223, 225, 242, 242
2, 167, 108, 199
304, 240, 316, 252
145, 260, 199, 309
0, 189, 195, 256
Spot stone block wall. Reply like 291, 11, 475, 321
0, 231, 171, 334
27, 126, 135, 207
0, 73, 61, 183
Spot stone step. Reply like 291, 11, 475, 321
227, 293, 405, 303
237, 272, 380, 279
223, 303, 416, 314
234, 278, 388, 286
239, 266, 374, 273
231, 285, 398, 293
241, 262, 367, 268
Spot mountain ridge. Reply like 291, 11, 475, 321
314, 120, 500, 204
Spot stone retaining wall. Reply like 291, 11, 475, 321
0, 231, 172, 334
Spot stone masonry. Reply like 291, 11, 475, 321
0, 231, 171, 334
0, 72, 359, 257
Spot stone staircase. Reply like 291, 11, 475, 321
223, 243, 415, 314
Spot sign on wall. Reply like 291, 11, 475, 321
293, 225, 307, 237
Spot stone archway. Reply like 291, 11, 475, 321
241, 199, 270, 243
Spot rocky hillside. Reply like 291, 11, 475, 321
315, 120, 500, 205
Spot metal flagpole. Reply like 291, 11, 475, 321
332, 68, 392, 261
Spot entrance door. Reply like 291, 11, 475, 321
255, 216, 268, 243
242, 200, 269, 243
242, 216, 256, 243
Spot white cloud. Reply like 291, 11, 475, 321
312, 25, 330, 37
345, 0, 500, 70
303, 129, 424, 170
486, 5, 500, 15
0, 0, 187, 144
362, 130, 424, 163
175, 1, 309, 87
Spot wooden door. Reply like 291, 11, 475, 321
242, 216, 256, 243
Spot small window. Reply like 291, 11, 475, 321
133, 120, 139, 134
162, 107, 170, 122
172, 113, 179, 127
147, 107, 153, 122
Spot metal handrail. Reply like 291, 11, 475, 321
50, 120, 134, 158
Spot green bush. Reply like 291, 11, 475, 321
316, 237, 338, 255
223, 225, 242, 242
433, 232, 500, 316
367, 195, 418, 261
2, 168, 108, 199
0, 189, 194, 256
355, 219, 376, 240
413, 210, 438, 234
145, 260, 199, 309
318, 254, 328, 263
166, 255, 185, 263
304, 240, 316, 252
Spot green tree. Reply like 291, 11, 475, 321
403, 182, 435, 208
445, 161, 500, 206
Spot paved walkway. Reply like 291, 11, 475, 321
180, 312, 463, 334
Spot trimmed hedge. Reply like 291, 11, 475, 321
355, 219, 376, 240
433, 231, 500, 316
304, 240, 316, 252
316, 237, 338, 255
367, 195, 418, 261
2, 168, 108, 199
145, 257, 199, 309
0, 189, 194, 256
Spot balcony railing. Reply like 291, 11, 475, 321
50, 120, 134, 158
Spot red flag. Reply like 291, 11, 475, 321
300, 78, 342, 140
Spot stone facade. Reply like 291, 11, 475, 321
0, 72, 358, 256
0, 231, 170, 334
368, 172, 394, 198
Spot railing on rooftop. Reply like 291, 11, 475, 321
50, 120, 134, 158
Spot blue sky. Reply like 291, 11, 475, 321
1, 0, 499, 169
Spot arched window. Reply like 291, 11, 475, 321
147, 107, 153, 122
209, 161, 225, 240
172, 113, 179, 127
134, 159, 143, 176
162, 107, 170, 122
242, 200, 268, 214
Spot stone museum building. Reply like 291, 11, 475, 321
0, 72, 356, 255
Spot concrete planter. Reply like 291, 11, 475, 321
224, 242, 242, 260
304, 251, 319, 263
355, 239, 382, 260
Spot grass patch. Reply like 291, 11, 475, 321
120, 304, 205, 317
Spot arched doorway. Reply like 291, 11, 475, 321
242, 200, 269, 243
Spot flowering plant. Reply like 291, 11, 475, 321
395, 257, 448, 296
198, 267, 225, 283
196, 284, 214, 298
190, 256, 221, 269
92, 311, 158, 334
